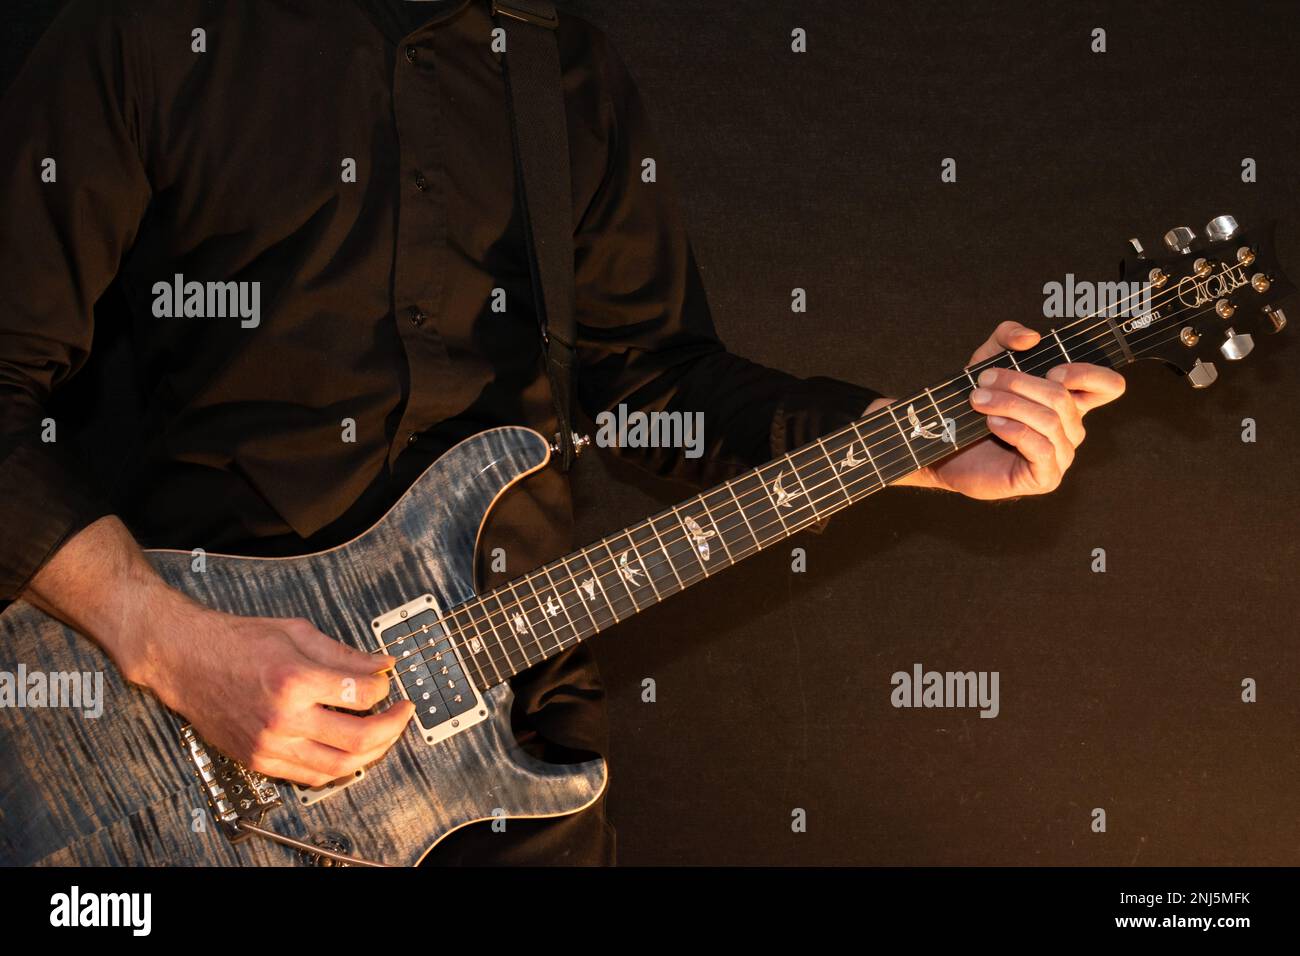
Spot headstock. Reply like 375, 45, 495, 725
1118, 216, 1292, 387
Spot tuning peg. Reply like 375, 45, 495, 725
1263, 305, 1287, 333
1187, 358, 1219, 388
1219, 327, 1254, 361
1205, 215, 1239, 243
1128, 238, 1145, 258
1164, 226, 1195, 254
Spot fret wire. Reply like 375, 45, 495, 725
722, 480, 762, 554
884, 405, 923, 470
570, 549, 617, 627
710, 495, 742, 562
506, 579, 551, 657
672, 503, 713, 576
488, 589, 534, 670
814, 435, 851, 503
438, 608, 480, 689
471, 604, 507, 685
825, 429, 871, 499
884, 419, 927, 477
1051, 329, 1072, 361
923, 386, 947, 430
624, 529, 664, 602
643, 514, 688, 591
712, 485, 756, 562
586, 543, 631, 621
665, 504, 711, 580
729, 473, 773, 548
635, 518, 688, 594
922, 386, 958, 449
882, 417, 920, 476
1007, 351, 1021, 370
672, 514, 712, 583
936, 380, 980, 447
462, 595, 511, 676
734, 474, 788, 554
847, 420, 886, 487
805, 441, 846, 510
602, 536, 647, 611
513, 576, 561, 655
686, 494, 759, 574
557, 554, 603, 634
527, 566, 574, 651
538, 561, 585, 647
452, 604, 499, 687
786, 451, 824, 521
757, 464, 796, 537
486, 593, 529, 674
697, 492, 736, 564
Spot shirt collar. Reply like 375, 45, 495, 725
350, 0, 476, 45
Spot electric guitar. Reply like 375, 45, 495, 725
0, 216, 1290, 865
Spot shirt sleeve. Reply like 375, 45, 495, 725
571, 26, 882, 490
0, 2, 152, 601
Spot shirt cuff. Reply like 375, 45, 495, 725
0, 440, 113, 602
769, 375, 882, 460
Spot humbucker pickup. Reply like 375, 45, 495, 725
371, 595, 488, 745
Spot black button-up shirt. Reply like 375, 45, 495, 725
0, 0, 879, 756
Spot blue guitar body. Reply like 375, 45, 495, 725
0, 426, 606, 866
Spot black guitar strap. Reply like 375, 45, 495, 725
491, 0, 581, 470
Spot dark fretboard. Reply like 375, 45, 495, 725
438, 319, 1131, 691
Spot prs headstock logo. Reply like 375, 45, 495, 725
1178, 261, 1249, 309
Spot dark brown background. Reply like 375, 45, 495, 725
5, 0, 1298, 864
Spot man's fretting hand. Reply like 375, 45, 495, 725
882, 321, 1127, 499
23, 516, 415, 787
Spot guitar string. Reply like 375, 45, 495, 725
385, 288, 1240, 692
386, 276, 1224, 661
390, 258, 1241, 662
384, 285, 1239, 688
395, 300, 1226, 695
399, 250, 1226, 634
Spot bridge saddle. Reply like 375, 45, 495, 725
179, 724, 282, 842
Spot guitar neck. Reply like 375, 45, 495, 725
445, 320, 1130, 691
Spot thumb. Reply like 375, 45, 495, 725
970, 322, 1040, 364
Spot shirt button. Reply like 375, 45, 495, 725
414, 172, 427, 191
405, 46, 418, 64
408, 306, 425, 327
407, 432, 419, 445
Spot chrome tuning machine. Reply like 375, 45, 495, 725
1163, 226, 1196, 254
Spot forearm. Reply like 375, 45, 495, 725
21, 515, 196, 686
20, 515, 410, 786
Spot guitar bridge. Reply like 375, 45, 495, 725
180, 724, 282, 841
371, 595, 488, 746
